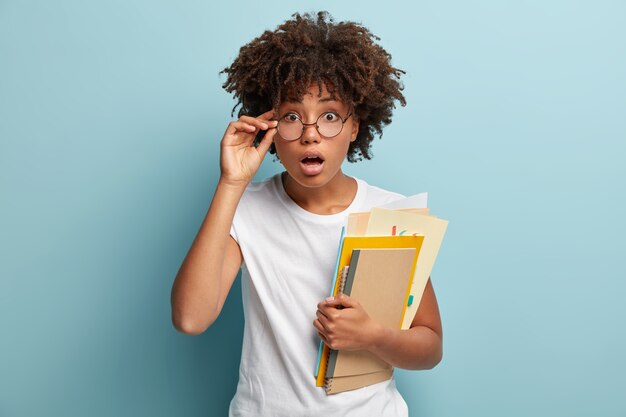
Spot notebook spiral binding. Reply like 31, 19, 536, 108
324, 377, 333, 393
338, 265, 349, 293
324, 265, 351, 392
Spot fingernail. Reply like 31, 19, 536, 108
326, 296, 334, 302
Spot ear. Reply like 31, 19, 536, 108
350, 117, 360, 142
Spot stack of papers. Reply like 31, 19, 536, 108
314, 193, 449, 394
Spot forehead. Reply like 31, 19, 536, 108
282, 95, 340, 105
281, 82, 346, 106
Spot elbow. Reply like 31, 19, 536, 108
424, 329, 443, 370
425, 340, 443, 370
413, 339, 443, 371
171, 308, 218, 336
170, 287, 222, 335
412, 350, 442, 371
427, 346, 443, 370
172, 318, 207, 336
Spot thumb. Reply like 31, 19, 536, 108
326, 293, 358, 308
256, 127, 277, 157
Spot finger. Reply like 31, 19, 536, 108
318, 304, 341, 323
316, 310, 331, 328
237, 117, 269, 131
256, 127, 277, 156
317, 302, 334, 315
336, 293, 357, 307
313, 319, 326, 334
225, 121, 257, 136
239, 115, 277, 130
317, 331, 328, 343
326, 293, 357, 309
257, 109, 278, 121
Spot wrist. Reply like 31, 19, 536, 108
367, 320, 391, 351
217, 176, 249, 193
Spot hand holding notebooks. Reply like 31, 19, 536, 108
325, 248, 419, 378
313, 206, 448, 395
315, 235, 424, 392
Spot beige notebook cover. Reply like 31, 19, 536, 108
316, 235, 424, 389
325, 368, 394, 395
325, 248, 418, 379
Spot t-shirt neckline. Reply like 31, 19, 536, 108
273, 172, 367, 224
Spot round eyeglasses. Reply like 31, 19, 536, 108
275, 111, 353, 141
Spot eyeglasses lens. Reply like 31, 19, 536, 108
278, 113, 343, 141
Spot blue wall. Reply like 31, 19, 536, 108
1, 1, 625, 416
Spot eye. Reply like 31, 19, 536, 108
321, 112, 340, 122
281, 112, 300, 123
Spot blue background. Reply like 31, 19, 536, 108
1, 1, 625, 416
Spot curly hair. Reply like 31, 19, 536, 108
220, 11, 406, 162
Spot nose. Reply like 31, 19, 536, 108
300, 122, 321, 144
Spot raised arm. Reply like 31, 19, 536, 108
170, 112, 277, 335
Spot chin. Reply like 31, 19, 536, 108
284, 166, 342, 189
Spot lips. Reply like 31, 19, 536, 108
301, 156, 324, 164
300, 151, 325, 162
299, 152, 325, 175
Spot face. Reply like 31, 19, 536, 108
273, 83, 359, 189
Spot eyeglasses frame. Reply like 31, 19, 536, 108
274, 110, 353, 141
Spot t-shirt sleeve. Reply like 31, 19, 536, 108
230, 222, 239, 244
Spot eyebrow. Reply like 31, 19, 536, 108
284, 96, 337, 104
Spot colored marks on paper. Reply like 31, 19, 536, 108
391, 225, 419, 237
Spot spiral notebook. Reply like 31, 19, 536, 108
315, 203, 449, 394
315, 235, 424, 393
325, 248, 419, 378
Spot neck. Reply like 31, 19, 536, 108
281, 171, 357, 215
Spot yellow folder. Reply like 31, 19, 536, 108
315, 235, 424, 390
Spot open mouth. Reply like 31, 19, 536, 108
299, 154, 325, 175
301, 156, 325, 165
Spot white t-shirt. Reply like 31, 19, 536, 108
228, 172, 408, 417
